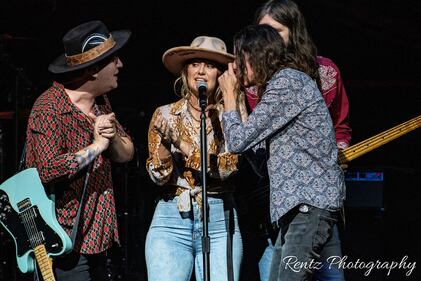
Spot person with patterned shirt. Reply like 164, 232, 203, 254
219, 24, 345, 281
234, 1, 351, 280
25, 20, 134, 281
145, 36, 245, 281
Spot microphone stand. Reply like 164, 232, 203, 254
199, 91, 210, 281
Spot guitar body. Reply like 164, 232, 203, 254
0, 168, 72, 274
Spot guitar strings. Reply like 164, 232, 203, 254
24, 209, 38, 247
27, 208, 39, 246
29, 208, 43, 245
22, 208, 53, 280
21, 207, 43, 248
21, 209, 36, 248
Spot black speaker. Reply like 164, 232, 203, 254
344, 170, 384, 210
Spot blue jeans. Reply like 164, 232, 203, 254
268, 204, 340, 281
258, 226, 344, 281
258, 237, 274, 281
145, 194, 243, 281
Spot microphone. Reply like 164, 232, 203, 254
197, 81, 208, 109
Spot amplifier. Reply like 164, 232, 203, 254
344, 170, 384, 210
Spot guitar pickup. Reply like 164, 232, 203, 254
17, 198, 32, 212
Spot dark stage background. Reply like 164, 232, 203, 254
1, 0, 420, 280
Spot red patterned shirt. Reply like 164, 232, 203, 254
25, 82, 128, 254
317, 56, 351, 148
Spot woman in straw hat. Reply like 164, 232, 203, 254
145, 36, 245, 281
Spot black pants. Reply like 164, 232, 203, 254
53, 251, 107, 281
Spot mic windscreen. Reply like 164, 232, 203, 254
196, 81, 208, 92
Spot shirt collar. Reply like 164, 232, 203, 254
50, 81, 73, 114
171, 98, 189, 116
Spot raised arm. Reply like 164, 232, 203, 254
91, 112, 134, 163
26, 112, 110, 183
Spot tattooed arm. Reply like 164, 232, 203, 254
74, 143, 106, 170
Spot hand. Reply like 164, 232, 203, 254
218, 63, 238, 94
89, 113, 112, 151
90, 112, 117, 140
337, 146, 348, 173
339, 163, 348, 174
153, 113, 187, 151
218, 63, 238, 111
153, 113, 170, 140
153, 113, 193, 157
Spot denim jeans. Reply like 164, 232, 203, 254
258, 225, 344, 281
145, 194, 243, 281
258, 237, 274, 281
313, 224, 345, 281
268, 204, 340, 281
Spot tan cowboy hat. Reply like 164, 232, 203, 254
162, 36, 235, 75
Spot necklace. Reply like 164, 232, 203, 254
188, 99, 209, 113
187, 106, 202, 126
186, 105, 216, 136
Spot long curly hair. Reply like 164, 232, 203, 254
255, 0, 320, 87
233, 24, 299, 97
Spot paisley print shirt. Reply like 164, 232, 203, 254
246, 56, 351, 149
223, 68, 345, 222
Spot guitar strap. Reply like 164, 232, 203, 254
70, 163, 92, 245
17, 142, 27, 173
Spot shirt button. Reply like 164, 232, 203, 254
299, 204, 309, 213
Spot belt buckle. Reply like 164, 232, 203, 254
299, 204, 309, 213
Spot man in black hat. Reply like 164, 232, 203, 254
25, 20, 134, 280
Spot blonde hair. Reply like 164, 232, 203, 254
172, 63, 224, 106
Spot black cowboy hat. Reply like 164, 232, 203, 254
48, 20, 131, 74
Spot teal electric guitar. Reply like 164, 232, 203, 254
0, 168, 72, 281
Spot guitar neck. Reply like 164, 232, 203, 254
34, 245, 56, 281
339, 115, 421, 164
